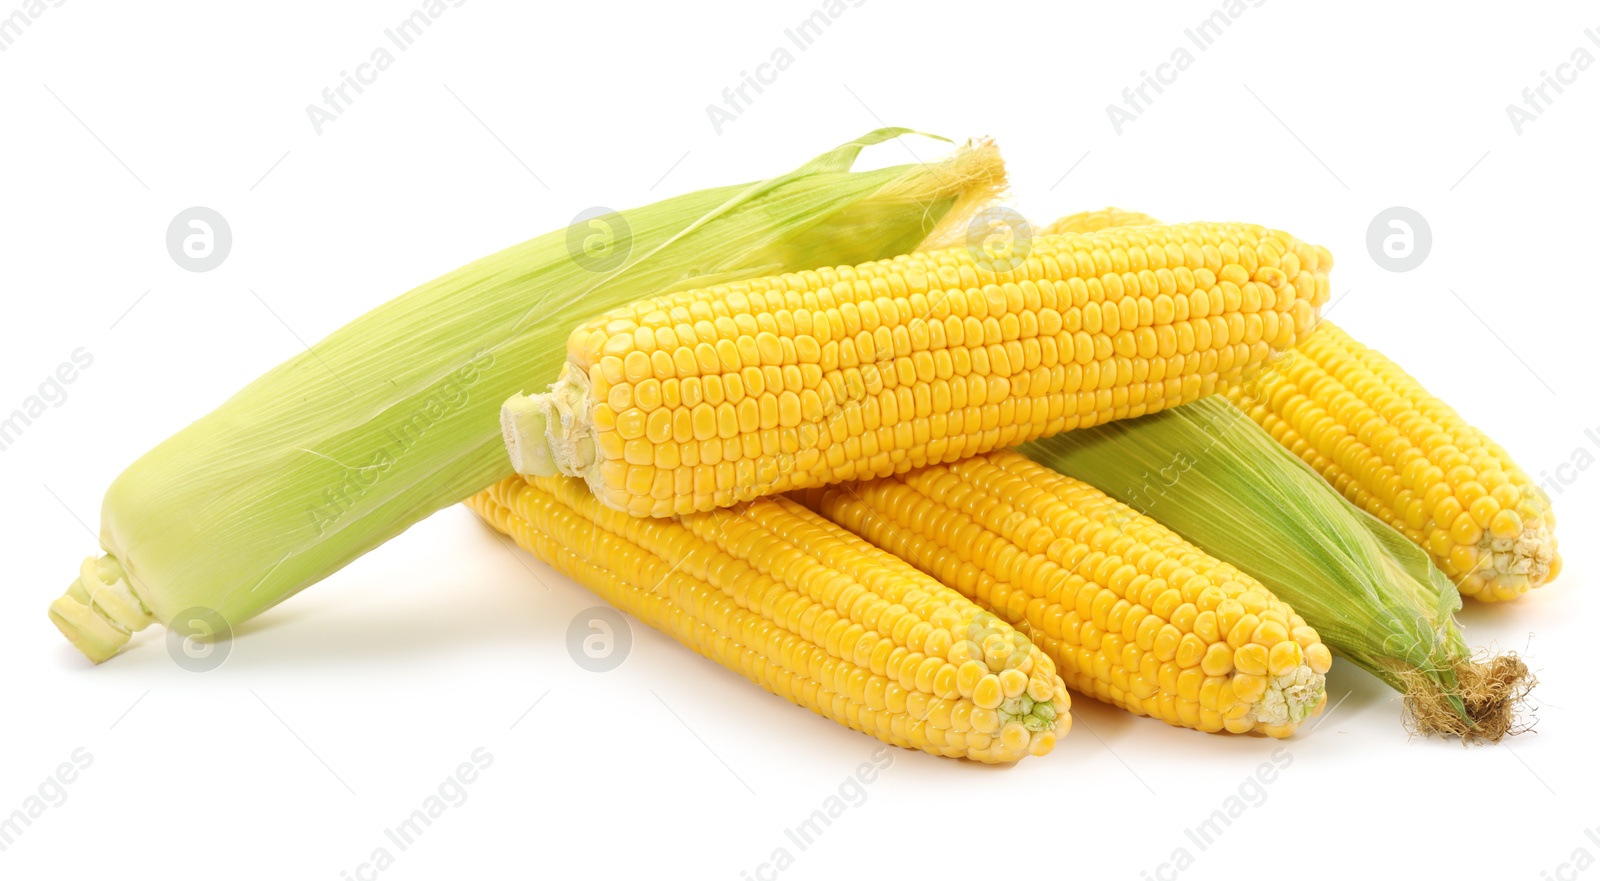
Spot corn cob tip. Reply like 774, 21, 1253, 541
679, 502, 1074, 763
944, 612, 1073, 761
1242, 666, 1326, 736
1462, 516, 1559, 602
1231, 319, 1558, 604
48, 554, 152, 663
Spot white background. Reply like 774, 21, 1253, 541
2, 1, 1596, 879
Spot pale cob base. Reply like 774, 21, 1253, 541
503, 367, 598, 481
1475, 521, 1558, 599
798, 452, 1330, 738
469, 475, 1071, 763
48, 555, 153, 663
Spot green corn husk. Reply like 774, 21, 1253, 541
1020, 395, 1533, 741
50, 128, 1007, 663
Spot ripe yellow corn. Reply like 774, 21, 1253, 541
505, 222, 1333, 516
468, 474, 1071, 762
1041, 208, 1161, 236
1042, 210, 1557, 603
796, 451, 1329, 737
1226, 321, 1560, 602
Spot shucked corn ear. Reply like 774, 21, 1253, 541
469, 475, 1072, 763
1227, 321, 1559, 602
798, 451, 1329, 737
1022, 397, 1533, 741
504, 221, 1334, 516
48, 129, 1006, 663
1046, 209, 1559, 603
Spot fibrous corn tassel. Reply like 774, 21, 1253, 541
797, 451, 1329, 737
1226, 321, 1559, 602
505, 222, 1334, 516
468, 474, 1071, 763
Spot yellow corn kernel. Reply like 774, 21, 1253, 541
1305, 643, 1333, 674
957, 659, 987, 697
999, 721, 1031, 754
1200, 643, 1235, 677
973, 674, 1005, 709
1233, 644, 1270, 676
970, 706, 1001, 734
1232, 673, 1267, 703
1268, 641, 1304, 676
999, 667, 1030, 699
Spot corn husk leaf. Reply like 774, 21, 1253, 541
51, 129, 1006, 662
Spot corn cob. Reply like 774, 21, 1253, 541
1041, 208, 1161, 236
504, 222, 1334, 516
797, 452, 1329, 737
1227, 321, 1559, 602
1040, 210, 1558, 603
468, 474, 1072, 763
